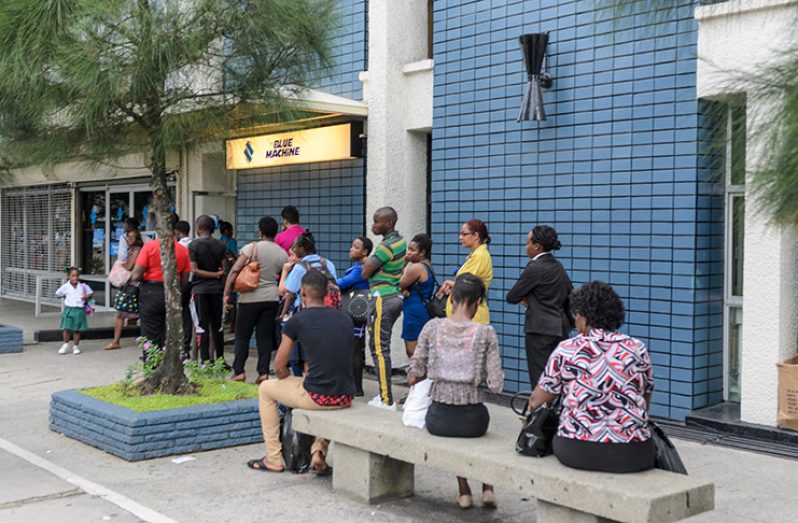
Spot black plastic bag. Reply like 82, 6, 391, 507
650, 421, 688, 474
513, 392, 561, 457
280, 408, 314, 473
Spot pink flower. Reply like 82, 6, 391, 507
143, 342, 152, 350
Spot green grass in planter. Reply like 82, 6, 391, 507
81, 380, 259, 412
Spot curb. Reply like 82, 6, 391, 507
35, 326, 140, 343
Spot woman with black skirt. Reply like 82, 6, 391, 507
407, 273, 504, 510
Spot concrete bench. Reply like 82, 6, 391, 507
293, 402, 714, 523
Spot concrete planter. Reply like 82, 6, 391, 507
0, 324, 23, 353
50, 389, 262, 461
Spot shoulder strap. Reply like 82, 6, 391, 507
424, 262, 436, 285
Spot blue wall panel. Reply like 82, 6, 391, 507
314, 0, 367, 100
431, 0, 724, 419
237, 160, 365, 272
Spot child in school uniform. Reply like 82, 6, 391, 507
55, 267, 93, 354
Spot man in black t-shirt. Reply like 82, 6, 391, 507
247, 271, 355, 474
189, 215, 226, 362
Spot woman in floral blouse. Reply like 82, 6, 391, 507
408, 273, 504, 510
527, 281, 655, 473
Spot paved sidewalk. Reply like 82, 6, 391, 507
0, 442, 160, 523
0, 297, 117, 344
1, 340, 797, 522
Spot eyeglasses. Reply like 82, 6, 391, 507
459, 231, 475, 237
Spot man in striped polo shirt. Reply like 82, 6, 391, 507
361, 206, 406, 409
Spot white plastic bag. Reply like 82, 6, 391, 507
402, 379, 433, 429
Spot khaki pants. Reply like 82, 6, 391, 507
258, 376, 342, 467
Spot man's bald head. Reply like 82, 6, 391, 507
371, 206, 398, 236
375, 206, 398, 223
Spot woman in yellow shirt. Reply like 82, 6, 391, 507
435, 218, 495, 508
439, 219, 493, 324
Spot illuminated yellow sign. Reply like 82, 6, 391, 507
226, 123, 362, 170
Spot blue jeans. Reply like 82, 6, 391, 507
288, 342, 304, 377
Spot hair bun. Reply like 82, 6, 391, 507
553, 240, 562, 251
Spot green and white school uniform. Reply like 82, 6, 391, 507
56, 282, 90, 332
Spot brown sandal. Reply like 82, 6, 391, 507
103, 342, 121, 350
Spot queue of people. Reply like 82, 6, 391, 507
59, 202, 656, 510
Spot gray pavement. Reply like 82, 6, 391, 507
1, 337, 797, 522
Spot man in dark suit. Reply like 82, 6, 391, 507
506, 226, 574, 387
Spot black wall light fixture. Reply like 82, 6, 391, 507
517, 32, 552, 122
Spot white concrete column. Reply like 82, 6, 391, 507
363, 0, 433, 368
740, 95, 798, 425
697, 0, 798, 427
364, 0, 431, 239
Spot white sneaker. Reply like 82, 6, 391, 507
57, 342, 72, 355
72, 345, 81, 355
367, 395, 397, 411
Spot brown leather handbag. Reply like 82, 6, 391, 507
233, 243, 260, 293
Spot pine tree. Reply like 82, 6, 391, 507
0, 0, 337, 393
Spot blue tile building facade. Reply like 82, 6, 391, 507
236, 0, 368, 271
429, 0, 724, 420
236, 0, 727, 421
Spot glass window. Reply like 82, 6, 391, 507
731, 195, 745, 297
730, 105, 746, 185
723, 103, 746, 403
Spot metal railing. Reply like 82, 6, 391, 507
3, 268, 114, 317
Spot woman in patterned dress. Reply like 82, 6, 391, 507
527, 281, 656, 473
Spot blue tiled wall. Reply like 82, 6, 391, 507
314, 0, 367, 100
430, 0, 725, 419
237, 160, 366, 271
235, 1, 367, 273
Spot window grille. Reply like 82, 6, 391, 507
1, 184, 72, 300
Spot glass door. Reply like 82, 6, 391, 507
109, 191, 131, 266
81, 191, 107, 276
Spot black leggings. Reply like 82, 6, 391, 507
139, 282, 165, 350
352, 333, 366, 395
553, 436, 656, 473
195, 293, 224, 362
425, 402, 490, 438
233, 301, 279, 376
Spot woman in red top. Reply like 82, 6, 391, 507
527, 281, 655, 473
131, 219, 191, 352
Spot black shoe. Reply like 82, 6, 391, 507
354, 390, 364, 397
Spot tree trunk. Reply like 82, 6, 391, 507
142, 141, 192, 395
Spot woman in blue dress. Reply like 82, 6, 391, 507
337, 236, 373, 396
400, 233, 436, 358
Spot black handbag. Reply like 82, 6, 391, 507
342, 288, 371, 323
513, 392, 561, 457
650, 421, 688, 474
426, 292, 448, 318
113, 283, 139, 314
